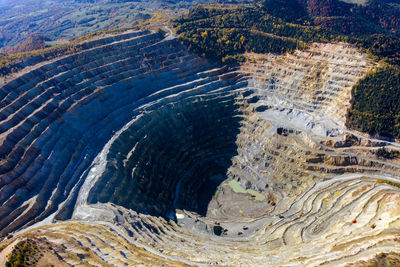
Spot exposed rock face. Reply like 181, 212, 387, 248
241, 43, 372, 126
0, 30, 400, 266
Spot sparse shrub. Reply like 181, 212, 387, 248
377, 179, 400, 188
6, 239, 41, 267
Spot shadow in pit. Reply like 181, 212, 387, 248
87, 93, 245, 219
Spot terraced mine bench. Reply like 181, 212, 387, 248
0, 30, 399, 266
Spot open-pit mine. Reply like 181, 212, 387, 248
0, 29, 399, 266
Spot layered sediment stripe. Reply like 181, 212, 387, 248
0, 30, 243, 235
0, 30, 399, 267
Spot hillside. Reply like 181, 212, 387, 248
0, 0, 221, 53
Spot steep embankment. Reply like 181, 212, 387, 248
0, 30, 399, 266
0, 29, 242, 234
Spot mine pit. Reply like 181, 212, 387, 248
1, 30, 400, 266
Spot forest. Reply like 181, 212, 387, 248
347, 66, 400, 138
173, 3, 347, 62
174, 0, 400, 62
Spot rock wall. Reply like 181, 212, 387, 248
0, 30, 243, 235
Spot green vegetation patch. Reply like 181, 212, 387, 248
174, 0, 400, 64
376, 147, 400, 159
6, 239, 42, 267
366, 252, 400, 267
173, 4, 344, 63
355, 35, 400, 67
347, 66, 400, 139
377, 179, 400, 188
347, 36, 400, 139
228, 180, 265, 201
214, 189, 220, 198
